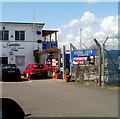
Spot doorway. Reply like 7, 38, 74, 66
0, 57, 8, 64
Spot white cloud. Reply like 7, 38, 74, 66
66, 33, 74, 40
61, 19, 81, 29
58, 11, 118, 50
81, 11, 102, 26
60, 11, 102, 29
100, 16, 118, 35
93, 15, 118, 43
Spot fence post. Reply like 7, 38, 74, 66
63, 46, 66, 79
93, 39, 102, 86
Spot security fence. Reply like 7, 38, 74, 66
104, 45, 120, 85
70, 42, 120, 86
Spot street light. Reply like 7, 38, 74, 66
79, 28, 82, 50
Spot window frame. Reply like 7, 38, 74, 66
15, 30, 25, 41
0, 30, 9, 41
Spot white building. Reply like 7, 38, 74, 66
0, 22, 45, 73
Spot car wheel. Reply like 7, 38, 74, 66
44, 73, 48, 79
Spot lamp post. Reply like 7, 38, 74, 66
79, 28, 82, 50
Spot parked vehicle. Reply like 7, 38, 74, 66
0, 64, 21, 81
23, 63, 48, 80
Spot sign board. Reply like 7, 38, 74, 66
73, 57, 87, 61
3, 42, 24, 51
52, 58, 58, 67
71, 49, 96, 57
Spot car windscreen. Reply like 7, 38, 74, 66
2, 64, 17, 69
33, 64, 44, 69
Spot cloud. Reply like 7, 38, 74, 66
58, 12, 118, 50
60, 11, 102, 30
93, 15, 118, 43
100, 16, 118, 35
61, 19, 81, 29
81, 11, 102, 26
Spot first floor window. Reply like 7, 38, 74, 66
15, 31, 25, 41
16, 56, 25, 66
0, 30, 9, 40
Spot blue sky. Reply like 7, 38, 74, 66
2, 2, 118, 29
1, 1, 119, 49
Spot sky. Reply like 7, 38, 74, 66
0, 1, 119, 50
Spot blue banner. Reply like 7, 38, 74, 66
71, 49, 96, 57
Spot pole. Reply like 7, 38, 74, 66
102, 37, 109, 87
63, 46, 66, 78
101, 45, 104, 86
70, 44, 72, 75
93, 39, 102, 86
79, 28, 82, 50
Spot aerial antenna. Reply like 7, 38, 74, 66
33, 4, 36, 22
32, 4, 36, 52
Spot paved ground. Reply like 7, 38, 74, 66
0, 79, 119, 117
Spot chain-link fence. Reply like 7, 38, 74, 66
70, 43, 120, 86
104, 45, 120, 85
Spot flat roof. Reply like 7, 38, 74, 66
0, 22, 45, 26
42, 30, 58, 37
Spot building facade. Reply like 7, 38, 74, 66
0, 22, 45, 73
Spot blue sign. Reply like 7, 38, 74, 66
42, 41, 58, 49
71, 49, 96, 57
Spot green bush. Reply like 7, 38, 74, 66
55, 67, 60, 73
65, 68, 70, 75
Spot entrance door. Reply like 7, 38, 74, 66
0, 57, 8, 64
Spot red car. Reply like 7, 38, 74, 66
23, 63, 48, 80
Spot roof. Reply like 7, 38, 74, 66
43, 47, 61, 53
0, 22, 45, 27
42, 30, 58, 37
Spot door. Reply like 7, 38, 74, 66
0, 57, 8, 64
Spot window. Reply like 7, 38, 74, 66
0, 31, 9, 40
2, 64, 16, 69
15, 31, 25, 40
16, 56, 25, 66
26, 65, 30, 69
33, 64, 44, 69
